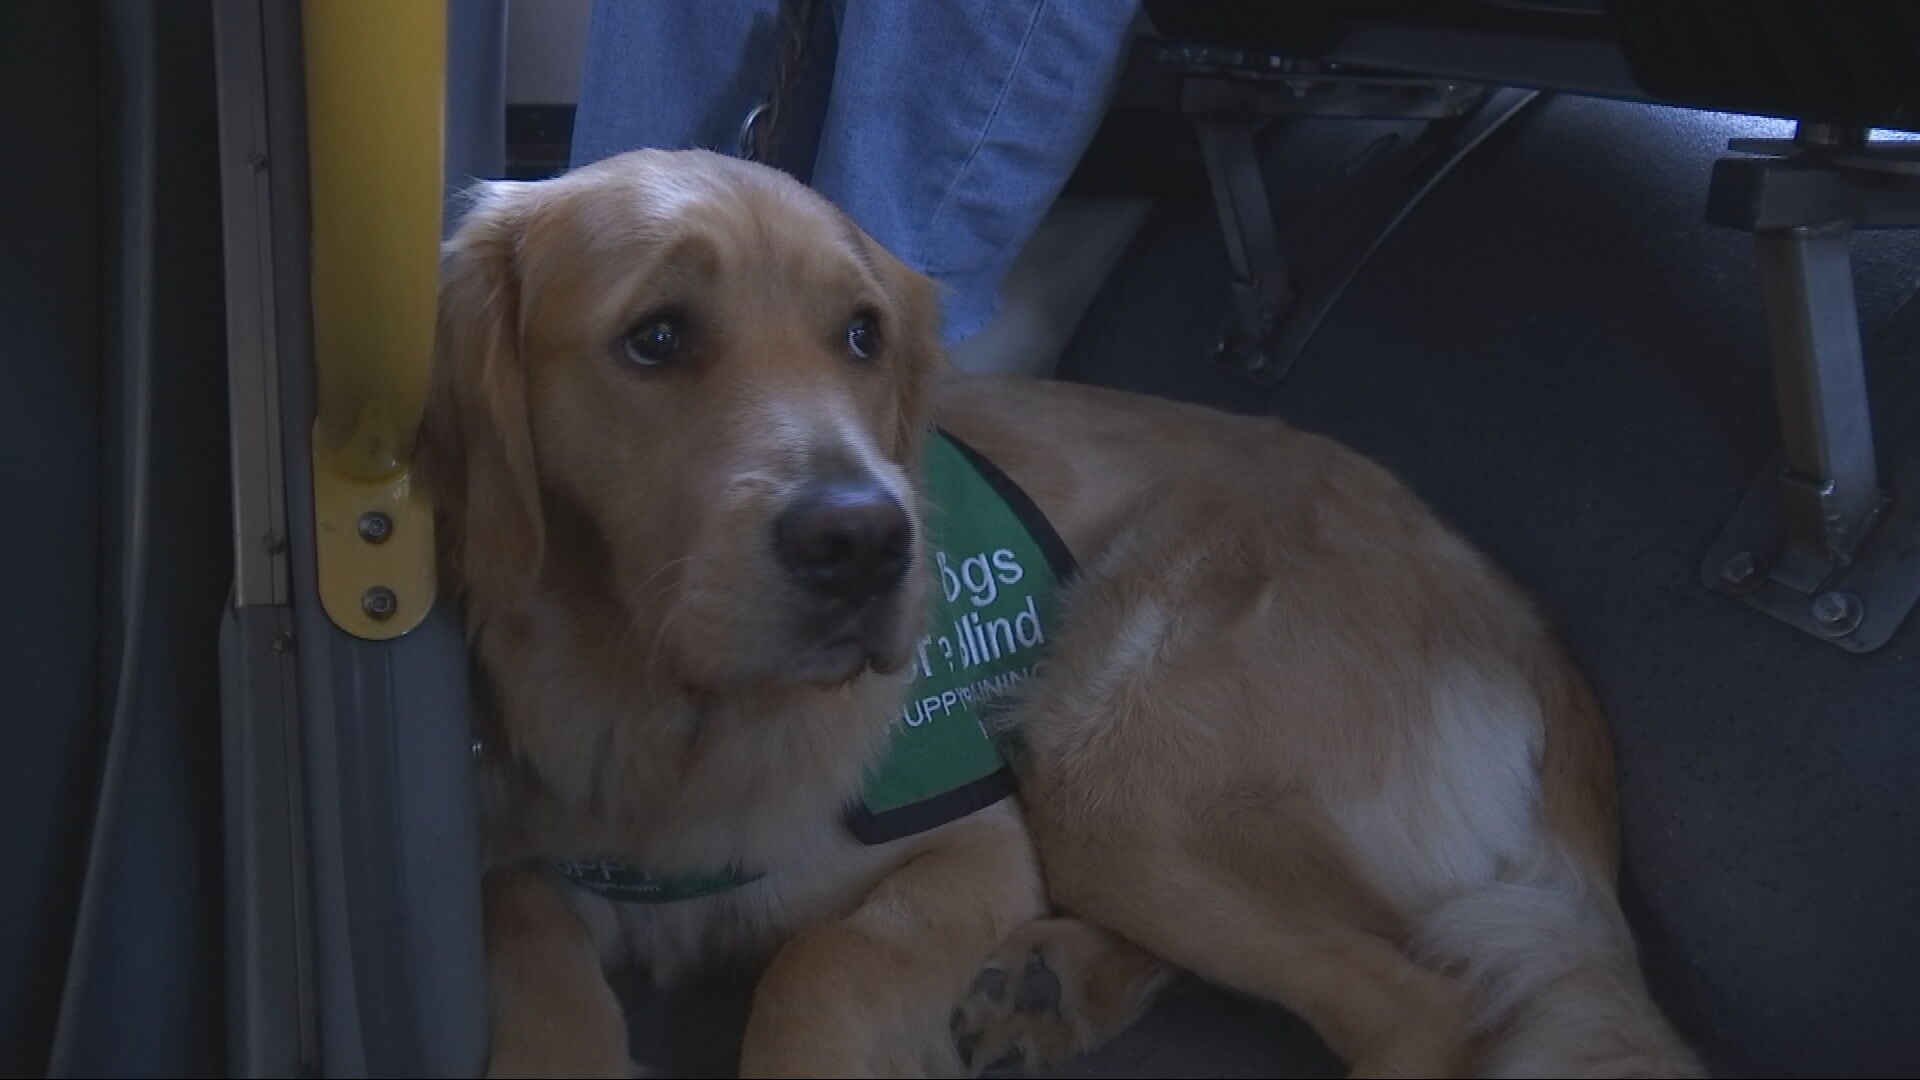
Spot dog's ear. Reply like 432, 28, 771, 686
869, 239, 946, 463
420, 180, 545, 611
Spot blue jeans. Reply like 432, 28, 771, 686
571, 0, 1140, 346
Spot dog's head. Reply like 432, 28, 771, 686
423, 149, 941, 690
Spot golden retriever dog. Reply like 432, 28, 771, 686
422, 148, 1703, 1078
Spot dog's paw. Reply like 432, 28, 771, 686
951, 943, 1073, 1077
950, 919, 1170, 1077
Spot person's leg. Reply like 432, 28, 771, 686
812, 1, 1141, 345
569, 0, 782, 166
572, 0, 1141, 347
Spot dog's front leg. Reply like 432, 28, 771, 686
740, 803, 1046, 1078
483, 864, 635, 1078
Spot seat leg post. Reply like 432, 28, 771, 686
1753, 222, 1883, 591
1700, 123, 1920, 651
1194, 115, 1291, 380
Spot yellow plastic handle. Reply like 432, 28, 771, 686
302, 0, 444, 640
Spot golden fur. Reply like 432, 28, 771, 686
422, 148, 1703, 1078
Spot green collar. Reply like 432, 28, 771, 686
554, 858, 761, 904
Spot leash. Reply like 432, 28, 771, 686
740, 0, 835, 179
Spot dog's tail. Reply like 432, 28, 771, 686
1414, 655, 1703, 1079
1413, 847, 1703, 1078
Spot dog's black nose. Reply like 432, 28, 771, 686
774, 481, 911, 602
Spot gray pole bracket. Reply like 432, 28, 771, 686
1159, 42, 1535, 385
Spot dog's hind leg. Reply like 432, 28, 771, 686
483, 865, 637, 1078
1026, 794, 1480, 1080
948, 916, 1172, 1075
1076, 856, 1475, 1078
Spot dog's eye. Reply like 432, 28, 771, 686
846, 315, 879, 361
623, 317, 683, 366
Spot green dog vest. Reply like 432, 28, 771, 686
558, 429, 1075, 904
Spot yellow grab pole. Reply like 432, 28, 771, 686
302, 0, 443, 639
